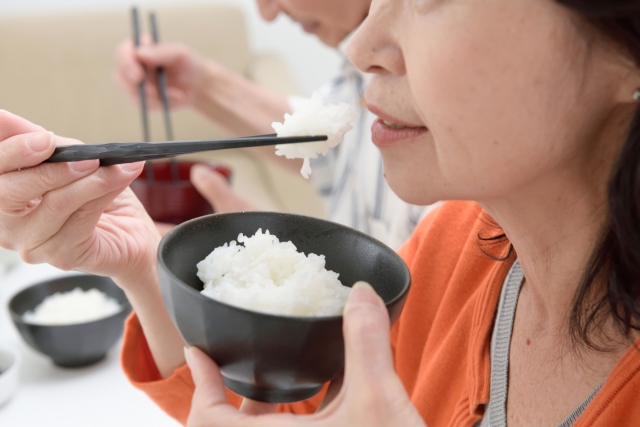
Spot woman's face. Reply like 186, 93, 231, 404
348, 0, 637, 206
256, 0, 371, 47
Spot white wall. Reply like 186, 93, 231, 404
0, 0, 342, 95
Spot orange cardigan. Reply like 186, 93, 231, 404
121, 201, 640, 426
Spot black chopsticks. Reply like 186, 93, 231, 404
44, 135, 327, 166
131, 7, 154, 180
149, 12, 173, 143
148, 11, 180, 182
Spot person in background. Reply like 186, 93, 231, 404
114, 0, 431, 250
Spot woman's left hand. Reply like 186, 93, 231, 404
184, 282, 426, 427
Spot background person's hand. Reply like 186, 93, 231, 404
114, 37, 207, 110
0, 110, 160, 289
190, 164, 257, 213
184, 282, 426, 427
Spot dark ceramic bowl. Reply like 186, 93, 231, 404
131, 161, 232, 224
8, 274, 131, 368
158, 212, 411, 403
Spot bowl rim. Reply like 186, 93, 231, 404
157, 211, 412, 322
0, 345, 21, 381
7, 273, 132, 327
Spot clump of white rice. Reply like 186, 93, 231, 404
197, 229, 351, 317
273, 92, 358, 179
23, 287, 121, 325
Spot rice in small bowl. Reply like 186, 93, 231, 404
157, 211, 411, 403
9, 274, 131, 368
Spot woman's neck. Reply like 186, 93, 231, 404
481, 179, 607, 333
479, 109, 630, 342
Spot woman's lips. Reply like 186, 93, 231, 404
371, 118, 428, 148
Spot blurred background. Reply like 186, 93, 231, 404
0, 0, 334, 222
0, 1, 342, 425
0, 0, 341, 95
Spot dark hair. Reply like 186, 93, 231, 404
482, 1, 640, 352
559, 0, 640, 351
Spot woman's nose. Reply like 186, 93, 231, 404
255, 0, 282, 22
348, 0, 405, 77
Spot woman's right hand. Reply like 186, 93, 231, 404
0, 111, 161, 290
114, 37, 207, 110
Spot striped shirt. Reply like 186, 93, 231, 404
291, 44, 436, 250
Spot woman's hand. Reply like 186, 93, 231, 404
184, 283, 426, 427
114, 37, 207, 110
0, 111, 160, 289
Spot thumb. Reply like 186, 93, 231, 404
191, 165, 256, 213
185, 346, 228, 410
342, 282, 396, 388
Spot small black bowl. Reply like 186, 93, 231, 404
8, 274, 131, 368
158, 212, 411, 403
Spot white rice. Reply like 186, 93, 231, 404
273, 92, 358, 178
23, 287, 121, 325
197, 229, 351, 317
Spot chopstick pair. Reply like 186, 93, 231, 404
44, 8, 328, 169
44, 134, 328, 166
131, 7, 176, 181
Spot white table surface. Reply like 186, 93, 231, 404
0, 261, 181, 427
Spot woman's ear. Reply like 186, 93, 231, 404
611, 65, 640, 105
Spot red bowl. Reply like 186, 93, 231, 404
130, 161, 232, 224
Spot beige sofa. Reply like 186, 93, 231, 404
0, 5, 326, 216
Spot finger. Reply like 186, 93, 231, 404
342, 282, 396, 387
166, 86, 188, 108
140, 33, 153, 47
191, 165, 255, 212
0, 110, 46, 141
316, 376, 344, 413
0, 131, 56, 174
0, 159, 99, 215
186, 347, 296, 427
185, 346, 230, 411
154, 222, 175, 237
136, 42, 188, 69
114, 39, 145, 86
113, 40, 163, 111
239, 399, 278, 416
18, 163, 144, 254
0, 130, 87, 175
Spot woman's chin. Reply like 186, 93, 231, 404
384, 172, 440, 207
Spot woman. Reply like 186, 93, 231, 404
182, 1, 640, 424
0, 0, 638, 425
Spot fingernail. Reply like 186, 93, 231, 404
69, 160, 98, 172
120, 161, 145, 173
27, 132, 52, 153
347, 282, 381, 307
